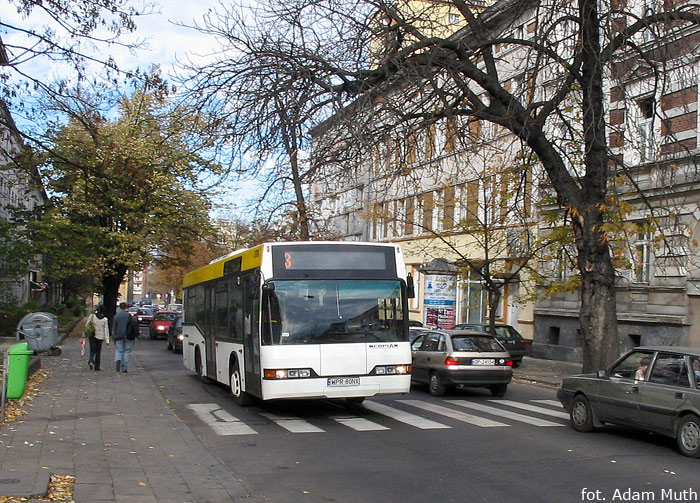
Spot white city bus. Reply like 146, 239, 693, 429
182, 241, 415, 405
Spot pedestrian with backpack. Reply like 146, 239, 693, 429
83, 304, 109, 371
112, 302, 139, 373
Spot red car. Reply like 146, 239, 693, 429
149, 311, 178, 339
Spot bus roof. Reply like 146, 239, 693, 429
182, 241, 403, 289
182, 244, 264, 288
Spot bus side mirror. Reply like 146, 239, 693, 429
263, 281, 275, 293
406, 273, 415, 299
248, 275, 260, 299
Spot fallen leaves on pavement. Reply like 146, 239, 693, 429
1, 369, 50, 426
0, 473, 75, 502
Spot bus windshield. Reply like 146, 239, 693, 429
262, 280, 406, 345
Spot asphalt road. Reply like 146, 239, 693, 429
134, 331, 699, 503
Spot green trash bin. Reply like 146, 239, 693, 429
5, 342, 34, 399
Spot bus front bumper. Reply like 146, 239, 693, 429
260, 374, 411, 400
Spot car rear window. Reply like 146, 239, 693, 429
451, 335, 503, 352
155, 313, 177, 321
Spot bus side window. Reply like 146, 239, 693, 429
229, 277, 244, 341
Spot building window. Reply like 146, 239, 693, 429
444, 117, 457, 152
432, 190, 444, 233
459, 269, 486, 324
548, 326, 560, 345
638, 97, 655, 162
633, 231, 653, 283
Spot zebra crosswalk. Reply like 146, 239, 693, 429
187, 397, 570, 436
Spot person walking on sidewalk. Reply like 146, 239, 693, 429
112, 302, 139, 373
85, 305, 109, 371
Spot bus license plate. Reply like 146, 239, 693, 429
472, 358, 495, 365
327, 377, 360, 387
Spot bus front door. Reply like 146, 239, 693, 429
204, 286, 217, 380
243, 274, 262, 397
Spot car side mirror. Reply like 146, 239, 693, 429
596, 369, 608, 379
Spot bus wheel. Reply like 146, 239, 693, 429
230, 365, 254, 406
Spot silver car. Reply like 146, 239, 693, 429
411, 329, 513, 397
558, 346, 700, 457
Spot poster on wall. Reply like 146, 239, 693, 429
423, 274, 456, 329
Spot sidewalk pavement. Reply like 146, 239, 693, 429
0, 321, 248, 502
0, 325, 584, 502
512, 356, 583, 387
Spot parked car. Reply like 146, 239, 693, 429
168, 303, 183, 313
149, 311, 179, 339
558, 346, 700, 457
411, 329, 513, 397
453, 323, 530, 368
167, 316, 184, 353
136, 307, 156, 326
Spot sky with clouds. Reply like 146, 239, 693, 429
118, 0, 221, 77
2, 0, 264, 216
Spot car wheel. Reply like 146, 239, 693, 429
676, 414, 700, 458
490, 384, 508, 397
230, 365, 254, 406
429, 373, 446, 397
570, 394, 595, 432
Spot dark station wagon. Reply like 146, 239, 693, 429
453, 323, 530, 368
558, 346, 700, 457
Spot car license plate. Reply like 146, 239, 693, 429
327, 377, 360, 387
472, 358, 495, 365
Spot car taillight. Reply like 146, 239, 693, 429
504, 359, 514, 367
445, 357, 460, 366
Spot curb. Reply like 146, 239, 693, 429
512, 375, 561, 388
0, 470, 50, 500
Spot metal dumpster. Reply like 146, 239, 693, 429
16, 312, 59, 353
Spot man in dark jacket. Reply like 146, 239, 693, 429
112, 302, 138, 373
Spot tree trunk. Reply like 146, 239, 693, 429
574, 0, 621, 372
574, 212, 620, 372
102, 263, 127, 329
290, 147, 311, 240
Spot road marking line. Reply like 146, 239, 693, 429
532, 399, 562, 407
260, 413, 325, 433
447, 401, 564, 426
489, 399, 569, 419
398, 400, 509, 427
331, 416, 390, 431
362, 401, 451, 429
187, 403, 257, 436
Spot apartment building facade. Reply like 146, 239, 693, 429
0, 101, 48, 305
310, 0, 700, 360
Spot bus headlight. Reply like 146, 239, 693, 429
372, 364, 411, 375
264, 368, 313, 379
